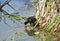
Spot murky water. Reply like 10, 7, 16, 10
0, 0, 36, 41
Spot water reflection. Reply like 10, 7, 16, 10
24, 26, 36, 36
0, 0, 36, 41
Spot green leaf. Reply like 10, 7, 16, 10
46, 17, 56, 31
47, 35, 51, 41
8, 15, 23, 20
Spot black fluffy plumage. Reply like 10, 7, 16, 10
24, 17, 36, 26
57, 9, 59, 13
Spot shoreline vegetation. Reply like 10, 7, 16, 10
1, 0, 60, 41
24, 0, 60, 41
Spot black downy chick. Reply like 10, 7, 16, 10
24, 16, 36, 26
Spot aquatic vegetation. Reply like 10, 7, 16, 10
24, 0, 60, 41
0, 0, 60, 41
